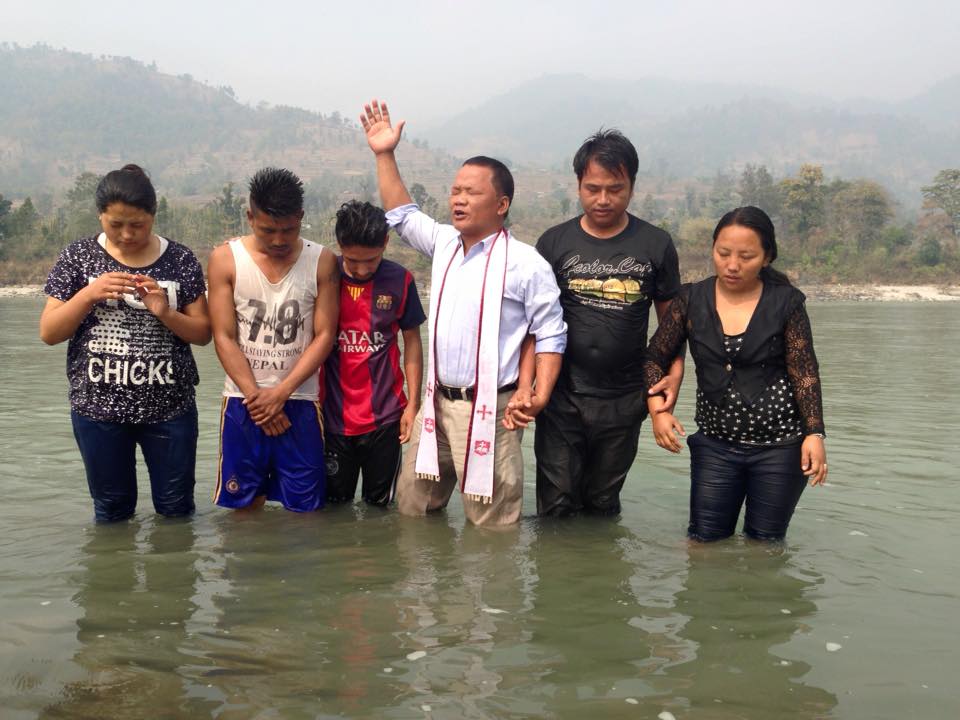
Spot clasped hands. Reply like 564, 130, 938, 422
244, 386, 292, 437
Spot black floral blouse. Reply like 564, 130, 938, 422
644, 286, 825, 445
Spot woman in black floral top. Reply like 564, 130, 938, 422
40, 165, 211, 522
644, 206, 826, 541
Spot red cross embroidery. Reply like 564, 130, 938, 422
476, 404, 492, 420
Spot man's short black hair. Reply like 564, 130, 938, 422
248, 167, 304, 217
462, 156, 514, 205
573, 129, 639, 187
335, 200, 389, 248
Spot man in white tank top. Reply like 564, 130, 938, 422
208, 167, 339, 512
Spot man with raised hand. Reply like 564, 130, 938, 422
359, 99, 566, 526
530, 129, 684, 517
208, 167, 339, 513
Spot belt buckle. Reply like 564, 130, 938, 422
439, 383, 471, 401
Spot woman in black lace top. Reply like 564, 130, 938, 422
644, 206, 826, 542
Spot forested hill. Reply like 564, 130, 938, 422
425, 73, 960, 200
0, 44, 456, 198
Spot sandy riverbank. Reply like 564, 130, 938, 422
3, 284, 960, 301
798, 284, 960, 302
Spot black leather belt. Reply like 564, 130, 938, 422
436, 381, 518, 401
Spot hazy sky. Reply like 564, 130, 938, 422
5, 0, 959, 123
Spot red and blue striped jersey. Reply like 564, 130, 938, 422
322, 258, 426, 436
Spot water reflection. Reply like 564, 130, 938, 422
386, 518, 551, 718
526, 518, 666, 717
41, 519, 214, 718
200, 507, 410, 717
656, 542, 838, 718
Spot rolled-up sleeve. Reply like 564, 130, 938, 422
385, 203, 454, 258
524, 257, 567, 355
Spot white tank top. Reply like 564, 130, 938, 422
223, 237, 326, 399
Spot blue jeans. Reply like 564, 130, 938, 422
71, 407, 198, 523
687, 431, 807, 542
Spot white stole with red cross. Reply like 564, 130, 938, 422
415, 229, 509, 504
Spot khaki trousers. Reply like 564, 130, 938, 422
397, 389, 524, 525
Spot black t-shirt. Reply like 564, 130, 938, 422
44, 235, 206, 423
536, 214, 681, 396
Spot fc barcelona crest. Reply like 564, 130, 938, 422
376, 294, 393, 310
473, 440, 491, 456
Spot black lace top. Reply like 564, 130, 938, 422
644, 286, 825, 444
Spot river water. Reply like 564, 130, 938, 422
0, 297, 957, 719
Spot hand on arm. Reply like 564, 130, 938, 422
648, 298, 685, 413
133, 274, 211, 345
647, 393, 686, 453
399, 325, 423, 443
39, 271, 137, 345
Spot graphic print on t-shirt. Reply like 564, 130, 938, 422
559, 254, 653, 310
236, 297, 306, 372
84, 281, 181, 387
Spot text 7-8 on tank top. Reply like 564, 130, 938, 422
222, 238, 325, 399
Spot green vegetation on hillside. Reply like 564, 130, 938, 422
1, 44, 958, 285
3, 164, 958, 286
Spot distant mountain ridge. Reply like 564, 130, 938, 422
423, 73, 960, 198
2, 45, 958, 202
0, 44, 455, 198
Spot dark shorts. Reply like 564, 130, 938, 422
687, 431, 807, 542
71, 406, 198, 523
214, 397, 326, 512
324, 422, 401, 507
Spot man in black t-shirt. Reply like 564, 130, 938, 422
523, 129, 685, 516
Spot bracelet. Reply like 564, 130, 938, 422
808, 432, 826, 439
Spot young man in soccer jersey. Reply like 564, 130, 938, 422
322, 200, 426, 507
208, 167, 339, 512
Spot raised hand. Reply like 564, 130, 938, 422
648, 371, 681, 414
360, 99, 405, 155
